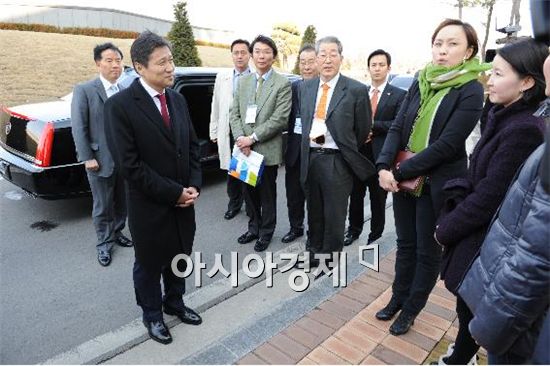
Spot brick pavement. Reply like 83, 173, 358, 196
237, 250, 487, 365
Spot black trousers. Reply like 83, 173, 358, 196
392, 187, 442, 315
226, 134, 245, 212
244, 165, 278, 239
347, 170, 387, 238
133, 259, 187, 322
446, 295, 480, 364
285, 161, 305, 232
305, 151, 353, 254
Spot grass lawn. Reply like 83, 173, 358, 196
0, 30, 233, 107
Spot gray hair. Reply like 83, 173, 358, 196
315, 36, 343, 55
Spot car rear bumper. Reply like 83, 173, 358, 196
0, 145, 90, 199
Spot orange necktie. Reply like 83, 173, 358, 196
315, 83, 330, 119
371, 88, 379, 117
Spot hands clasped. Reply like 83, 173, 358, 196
176, 187, 199, 208
378, 169, 399, 193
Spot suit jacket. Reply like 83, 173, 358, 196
285, 78, 303, 167
300, 75, 375, 183
376, 79, 485, 213
368, 83, 407, 160
210, 69, 234, 170
229, 70, 292, 166
104, 79, 202, 268
71, 77, 118, 177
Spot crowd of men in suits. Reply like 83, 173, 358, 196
70, 31, 405, 344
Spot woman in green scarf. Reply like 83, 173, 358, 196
375, 19, 489, 336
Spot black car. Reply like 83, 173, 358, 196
0, 67, 299, 199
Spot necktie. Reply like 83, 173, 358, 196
315, 83, 330, 120
156, 93, 171, 129
107, 84, 119, 98
255, 76, 264, 102
371, 88, 379, 117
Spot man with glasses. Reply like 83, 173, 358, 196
300, 36, 374, 267
282, 44, 319, 244
210, 39, 252, 220
230, 35, 292, 252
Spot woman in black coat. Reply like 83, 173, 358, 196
376, 18, 489, 336
434, 38, 548, 364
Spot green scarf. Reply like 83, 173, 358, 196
408, 57, 492, 153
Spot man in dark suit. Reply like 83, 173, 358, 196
104, 31, 202, 345
344, 49, 407, 246
300, 36, 375, 266
71, 42, 132, 267
282, 44, 318, 244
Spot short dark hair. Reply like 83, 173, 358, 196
368, 49, 392, 66
93, 42, 123, 62
231, 39, 250, 52
497, 38, 549, 106
250, 35, 278, 58
299, 44, 316, 56
431, 19, 479, 59
130, 30, 171, 69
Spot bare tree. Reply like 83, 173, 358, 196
481, 0, 497, 62
509, 0, 521, 26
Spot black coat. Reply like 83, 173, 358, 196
376, 79, 484, 214
436, 100, 545, 294
285, 79, 303, 167
104, 79, 202, 268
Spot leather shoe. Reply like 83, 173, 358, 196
281, 230, 303, 243
375, 297, 402, 320
343, 231, 359, 246
143, 319, 172, 344
238, 232, 258, 244
389, 311, 416, 335
367, 234, 382, 245
224, 209, 240, 220
164, 305, 202, 325
254, 237, 271, 252
116, 234, 133, 247
97, 250, 111, 266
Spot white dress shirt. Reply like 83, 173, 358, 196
100, 74, 120, 98
139, 78, 169, 118
369, 77, 388, 100
310, 73, 341, 149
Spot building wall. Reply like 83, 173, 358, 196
0, 3, 235, 43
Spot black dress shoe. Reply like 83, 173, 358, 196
343, 231, 359, 246
389, 311, 416, 335
143, 319, 172, 344
281, 230, 304, 243
164, 305, 202, 325
238, 232, 258, 244
367, 234, 382, 245
375, 297, 403, 320
97, 250, 111, 266
254, 238, 271, 252
224, 209, 240, 220
116, 234, 133, 247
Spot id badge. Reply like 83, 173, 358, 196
293, 117, 302, 134
245, 104, 257, 124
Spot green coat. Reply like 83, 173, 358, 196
229, 70, 291, 166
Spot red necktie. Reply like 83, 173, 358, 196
156, 93, 171, 129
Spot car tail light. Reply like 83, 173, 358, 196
36, 122, 54, 167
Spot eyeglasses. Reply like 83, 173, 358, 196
299, 60, 316, 66
253, 49, 274, 56
317, 53, 340, 62
232, 50, 248, 56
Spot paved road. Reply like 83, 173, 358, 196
0, 167, 304, 364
